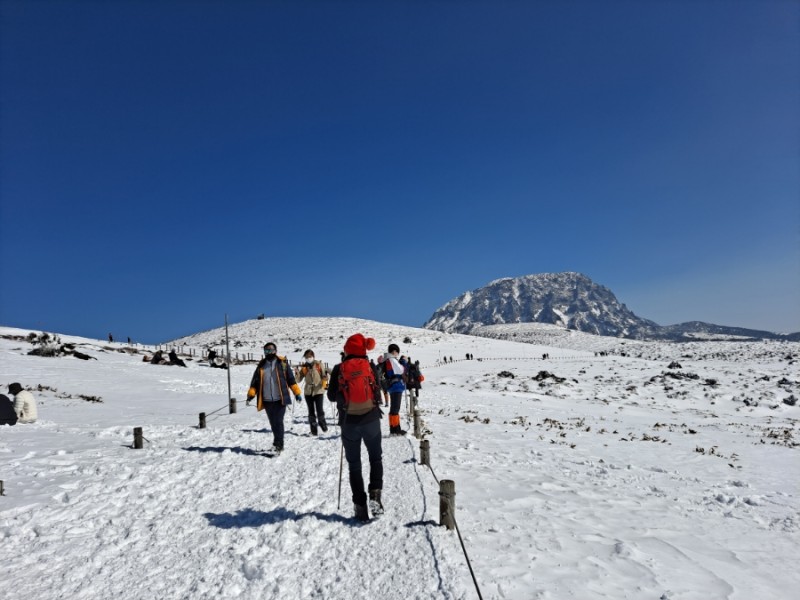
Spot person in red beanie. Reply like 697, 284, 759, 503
327, 333, 384, 522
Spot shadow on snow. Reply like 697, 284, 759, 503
204, 508, 353, 528
182, 445, 274, 457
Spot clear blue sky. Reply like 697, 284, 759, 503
1, 0, 798, 343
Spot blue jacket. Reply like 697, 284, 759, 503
383, 357, 407, 393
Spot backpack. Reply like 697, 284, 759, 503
378, 361, 389, 391
338, 358, 378, 415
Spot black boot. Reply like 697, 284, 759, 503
368, 489, 384, 517
310, 426, 318, 436
354, 503, 369, 522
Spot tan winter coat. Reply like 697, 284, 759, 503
296, 360, 328, 396
14, 390, 38, 423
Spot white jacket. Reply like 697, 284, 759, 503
14, 390, 37, 423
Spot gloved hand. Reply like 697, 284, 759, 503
295, 394, 303, 403
246, 397, 252, 406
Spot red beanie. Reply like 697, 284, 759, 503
343, 333, 376, 356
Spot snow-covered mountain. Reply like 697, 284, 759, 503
424, 272, 799, 342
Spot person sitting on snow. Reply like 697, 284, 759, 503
8, 382, 37, 424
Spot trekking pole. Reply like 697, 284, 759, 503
337, 407, 348, 510
337, 435, 345, 509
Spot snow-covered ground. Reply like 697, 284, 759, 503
1, 318, 798, 599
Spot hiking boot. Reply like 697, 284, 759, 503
354, 503, 369, 522
320, 423, 328, 433
273, 442, 284, 453
310, 427, 318, 436
368, 489, 384, 517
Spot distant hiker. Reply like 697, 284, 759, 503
296, 349, 329, 436
246, 342, 302, 453
168, 350, 187, 367
382, 343, 407, 435
8, 383, 37, 424
127, 337, 131, 345
0, 394, 17, 426
108, 333, 113, 343
150, 350, 168, 365
406, 359, 424, 401
327, 333, 384, 522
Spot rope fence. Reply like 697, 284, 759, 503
406, 406, 484, 600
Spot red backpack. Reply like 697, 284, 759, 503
338, 358, 378, 415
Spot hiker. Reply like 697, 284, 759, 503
406, 359, 424, 401
108, 333, 113, 343
8, 383, 37, 424
296, 349, 329, 436
168, 350, 186, 367
327, 333, 384, 522
150, 350, 168, 365
246, 342, 302, 453
376, 355, 390, 406
382, 343, 407, 435
0, 394, 17, 426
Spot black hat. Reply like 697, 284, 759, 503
8, 382, 23, 395
388, 343, 400, 354
263, 341, 277, 350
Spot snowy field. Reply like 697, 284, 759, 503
1, 317, 798, 600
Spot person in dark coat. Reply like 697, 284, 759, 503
168, 350, 187, 367
0, 394, 17, 426
327, 333, 384, 522
406, 359, 423, 401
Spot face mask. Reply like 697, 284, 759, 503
264, 347, 277, 358
305, 357, 314, 364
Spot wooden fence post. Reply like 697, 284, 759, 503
413, 409, 421, 439
199, 412, 206, 429
420, 439, 430, 467
439, 480, 455, 530
133, 427, 143, 449
0, 480, 4, 496
229, 397, 237, 414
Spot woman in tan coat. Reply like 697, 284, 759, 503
296, 349, 329, 436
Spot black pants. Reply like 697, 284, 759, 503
263, 402, 286, 447
305, 394, 327, 432
389, 391, 403, 415
342, 418, 383, 506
